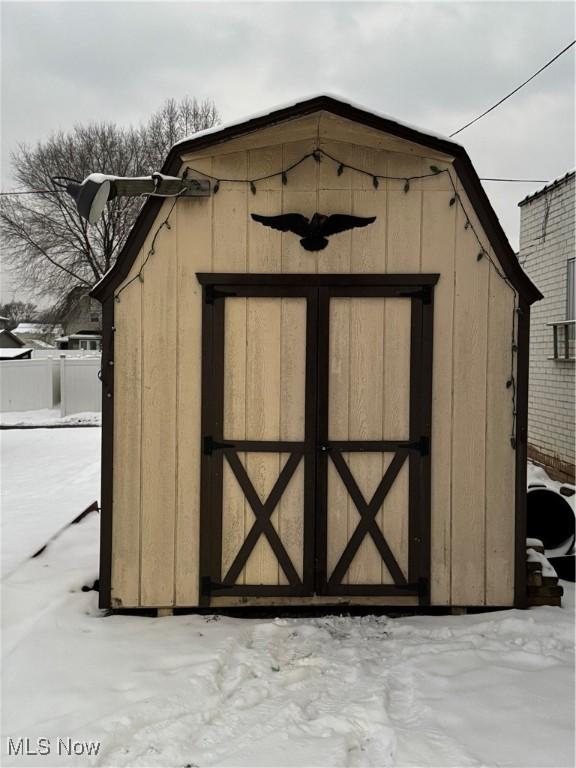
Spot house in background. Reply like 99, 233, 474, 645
0, 328, 33, 359
0, 316, 11, 331
519, 170, 575, 483
0, 328, 26, 349
12, 322, 61, 349
55, 288, 102, 351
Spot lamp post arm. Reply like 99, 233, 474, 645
111, 174, 210, 197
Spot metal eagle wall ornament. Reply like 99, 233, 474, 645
251, 213, 376, 251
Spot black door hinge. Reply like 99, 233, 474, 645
201, 576, 212, 596
409, 436, 430, 456
203, 436, 235, 455
205, 285, 237, 304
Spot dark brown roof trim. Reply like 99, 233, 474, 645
91, 95, 542, 304
453, 153, 542, 303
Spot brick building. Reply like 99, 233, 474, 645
519, 170, 575, 482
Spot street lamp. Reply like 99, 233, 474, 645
56, 172, 211, 224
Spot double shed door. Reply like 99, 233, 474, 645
199, 274, 436, 605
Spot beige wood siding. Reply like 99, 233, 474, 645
139, 205, 178, 607
326, 297, 411, 585
174, 161, 213, 605
110, 246, 143, 608
111, 111, 517, 608
221, 296, 307, 585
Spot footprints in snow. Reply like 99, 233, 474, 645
97, 614, 549, 767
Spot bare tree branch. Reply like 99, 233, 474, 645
0, 96, 220, 305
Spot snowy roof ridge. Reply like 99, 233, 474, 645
13, 322, 63, 334
518, 169, 575, 207
172, 93, 462, 152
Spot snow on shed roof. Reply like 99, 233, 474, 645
0, 347, 33, 359
173, 93, 463, 151
92, 94, 543, 306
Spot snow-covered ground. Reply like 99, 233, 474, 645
528, 459, 575, 497
1, 426, 574, 767
0, 409, 101, 427
1, 427, 100, 578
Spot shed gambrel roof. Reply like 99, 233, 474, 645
91, 95, 542, 304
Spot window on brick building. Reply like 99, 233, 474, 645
568, 258, 575, 319
551, 258, 576, 359
568, 258, 575, 340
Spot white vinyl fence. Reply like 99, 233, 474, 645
59, 358, 101, 416
31, 349, 102, 360
0, 360, 54, 412
0, 356, 102, 414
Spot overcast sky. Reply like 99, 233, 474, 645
1, 0, 574, 303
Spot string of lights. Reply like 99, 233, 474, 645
113, 190, 185, 302
443, 167, 519, 446
184, 148, 446, 194
184, 149, 549, 192
116, 145, 520, 447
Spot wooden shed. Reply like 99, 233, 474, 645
91, 95, 542, 612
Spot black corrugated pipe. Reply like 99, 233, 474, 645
527, 487, 575, 553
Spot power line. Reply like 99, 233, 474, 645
0, 176, 551, 197
450, 40, 576, 137
0, 189, 54, 196
479, 178, 548, 183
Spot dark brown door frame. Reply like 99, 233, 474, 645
314, 284, 436, 602
197, 273, 438, 606
198, 282, 318, 603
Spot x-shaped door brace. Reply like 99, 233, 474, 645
221, 450, 303, 587
328, 450, 409, 587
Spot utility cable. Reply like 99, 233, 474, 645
450, 40, 575, 137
